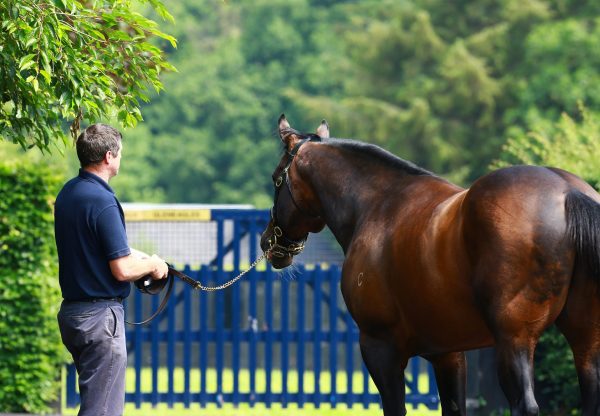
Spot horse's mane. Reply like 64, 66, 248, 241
280, 130, 435, 177
326, 137, 434, 177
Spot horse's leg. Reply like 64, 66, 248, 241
486, 296, 550, 416
555, 270, 600, 416
423, 352, 466, 416
493, 333, 541, 416
360, 332, 407, 416
466, 233, 570, 414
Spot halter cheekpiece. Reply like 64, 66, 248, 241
268, 133, 321, 258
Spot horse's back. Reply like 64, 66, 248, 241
463, 164, 577, 261
463, 165, 574, 241
462, 164, 596, 260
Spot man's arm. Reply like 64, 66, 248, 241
130, 248, 150, 259
109, 254, 168, 282
95, 205, 168, 282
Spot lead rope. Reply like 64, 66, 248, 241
170, 250, 270, 292
126, 250, 270, 325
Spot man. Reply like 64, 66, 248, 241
54, 124, 168, 416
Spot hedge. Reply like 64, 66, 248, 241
0, 160, 64, 413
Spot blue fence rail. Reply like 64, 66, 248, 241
65, 209, 439, 410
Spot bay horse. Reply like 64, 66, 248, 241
260, 115, 600, 416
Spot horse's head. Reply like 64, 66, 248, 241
260, 114, 328, 269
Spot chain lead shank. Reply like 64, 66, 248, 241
169, 250, 270, 292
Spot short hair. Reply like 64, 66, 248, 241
76, 124, 122, 167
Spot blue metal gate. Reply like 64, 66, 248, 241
65, 208, 439, 410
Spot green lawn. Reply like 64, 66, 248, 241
62, 368, 441, 415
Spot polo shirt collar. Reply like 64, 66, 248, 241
79, 168, 115, 194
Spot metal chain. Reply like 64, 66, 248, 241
193, 249, 270, 292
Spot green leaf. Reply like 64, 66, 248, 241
24, 36, 37, 49
89, 29, 106, 41
148, 0, 175, 23
18, 54, 36, 71
154, 32, 177, 48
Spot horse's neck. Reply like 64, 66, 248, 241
306, 150, 432, 252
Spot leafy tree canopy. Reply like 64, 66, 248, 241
0, 0, 176, 151
290, 0, 600, 184
4, 0, 599, 208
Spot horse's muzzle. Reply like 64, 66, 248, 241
260, 224, 305, 269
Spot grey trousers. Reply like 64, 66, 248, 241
58, 300, 127, 416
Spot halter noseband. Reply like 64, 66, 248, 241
267, 133, 321, 258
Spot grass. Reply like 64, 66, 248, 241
62, 368, 441, 415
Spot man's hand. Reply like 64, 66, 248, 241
150, 254, 169, 280
110, 252, 169, 282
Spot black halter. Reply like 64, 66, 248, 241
267, 134, 321, 258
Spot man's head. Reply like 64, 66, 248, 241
76, 124, 123, 178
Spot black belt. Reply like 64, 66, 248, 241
65, 297, 123, 303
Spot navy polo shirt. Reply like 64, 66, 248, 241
54, 169, 131, 301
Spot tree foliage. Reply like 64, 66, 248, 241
104, 0, 600, 206
4, 0, 600, 204
495, 104, 600, 190
289, 0, 600, 183
0, 0, 176, 151
105, 0, 354, 205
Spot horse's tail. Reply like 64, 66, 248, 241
565, 190, 600, 283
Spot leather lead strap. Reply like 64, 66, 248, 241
125, 273, 175, 326
169, 268, 202, 289
126, 260, 265, 325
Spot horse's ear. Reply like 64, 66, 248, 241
316, 119, 329, 138
278, 113, 301, 148
278, 114, 290, 141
